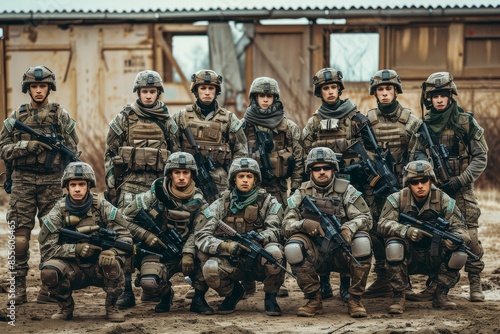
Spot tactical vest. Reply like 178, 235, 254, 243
367, 107, 411, 175
299, 178, 349, 223
179, 105, 232, 166
438, 113, 472, 177
12, 103, 64, 171
311, 113, 358, 159
245, 119, 294, 178
116, 107, 169, 174
214, 189, 272, 236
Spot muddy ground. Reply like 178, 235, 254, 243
1, 193, 499, 334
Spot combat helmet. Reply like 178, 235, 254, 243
402, 160, 437, 187
164, 152, 197, 177
248, 77, 280, 99
369, 69, 403, 95
190, 69, 223, 95
421, 72, 458, 108
133, 70, 164, 93
312, 68, 345, 97
228, 157, 261, 188
22, 66, 56, 93
305, 147, 339, 173
61, 162, 96, 189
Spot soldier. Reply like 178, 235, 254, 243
194, 157, 285, 316
302, 68, 362, 301
242, 76, 304, 297
104, 70, 179, 308
0, 65, 79, 305
121, 152, 214, 314
173, 69, 248, 195
377, 160, 471, 313
283, 147, 373, 318
411, 72, 488, 302
363, 69, 422, 298
38, 162, 132, 321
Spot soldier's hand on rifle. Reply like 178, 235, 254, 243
218, 241, 250, 255
443, 239, 458, 250
302, 219, 325, 237
76, 243, 102, 258
340, 226, 353, 243
27, 140, 52, 154
143, 231, 167, 249
441, 176, 462, 194
181, 254, 195, 275
98, 249, 119, 267
406, 227, 424, 242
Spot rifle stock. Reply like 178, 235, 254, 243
417, 123, 453, 185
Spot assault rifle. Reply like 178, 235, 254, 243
184, 127, 219, 202
399, 213, 478, 259
217, 220, 296, 279
60, 226, 163, 258
301, 195, 360, 266
416, 122, 453, 185
14, 120, 80, 168
133, 209, 184, 259
254, 129, 275, 181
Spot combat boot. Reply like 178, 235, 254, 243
406, 279, 436, 301
319, 274, 333, 299
9, 276, 27, 305
155, 288, 174, 313
339, 276, 350, 302
51, 298, 74, 320
388, 290, 405, 314
432, 286, 456, 309
468, 273, 485, 302
364, 270, 392, 298
189, 290, 215, 315
297, 290, 323, 317
140, 291, 160, 302
36, 284, 58, 304
264, 293, 281, 316
116, 278, 136, 309
242, 280, 256, 297
348, 295, 367, 318
217, 281, 245, 314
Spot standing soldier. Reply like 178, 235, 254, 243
283, 147, 373, 318
377, 160, 471, 313
38, 162, 132, 321
302, 68, 362, 301
194, 158, 285, 316
173, 69, 248, 195
0, 65, 79, 305
104, 70, 179, 308
121, 152, 214, 314
363, 69, 421, 298
411, 72, 488, 302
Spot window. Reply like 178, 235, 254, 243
330, 33, 379, 82
464, 24, 500, 67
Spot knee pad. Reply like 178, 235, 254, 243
447, 251, 468, 270
262, 243, 284, 275
385, 238, 405, 266
101, 260, 122, 280
468, 228, 484, 258
202, 259, 221, 289
140, 261, 165, 293
14, 228, 31, 259
351, 231, 372, 260
284, 239, 307, 266
141, 275, 161, 293
40, 260, 69, 288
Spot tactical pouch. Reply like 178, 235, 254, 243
166, 209, 190, 237
270, 150, 294, 178
118, 146, 134, 166
319, 118, 340, 131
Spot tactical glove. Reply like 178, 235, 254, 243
340, 226, 353, 244
76, 243, 102, 258
98, 249, 118, 267
27, 140, 52, 154
143, 231, 167, 249
441, 176, 462, 195
302, 219, 325, 237
218, 241, 250, 255
406, 227, 424, 242
181, 254, 195, 275
443, 239, 458, 250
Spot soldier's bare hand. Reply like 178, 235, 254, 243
340, 227, 352, 244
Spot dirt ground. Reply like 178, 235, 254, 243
1, 192, 499, 334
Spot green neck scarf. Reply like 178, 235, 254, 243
427, 101, 467, 141
229, 187, 259, 214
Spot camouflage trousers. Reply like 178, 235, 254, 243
41, 259, 124, 309
7, 170, 62, 276
386, 239, 461, 291
198, 252, 285, 296
453, 185, 484, 274
288, 234, 372, 297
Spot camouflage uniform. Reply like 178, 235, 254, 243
378, 160, 471, 312
363, 69, 422, 297
38, 162, 132, 321
283, 147, 373, 318
195, 158, 285, 315
243, 77, 304, 206
173, 69, 248, 195
0, 66, 79, 304
121, 152, 214, 314
413, 72, 488, 301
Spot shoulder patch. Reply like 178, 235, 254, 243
231, 116, 243, 132
204, 204, 216, 219
135, 193, 146, 209
269, 201, 282, 215
473, 124, 484, 141
447, 198, 456, 213
169, 121, 178, 134
287, 192, 302, 209
66, 118, 76, 134
109, 206, 118, 220
4, 117, 16, 133
43, 217, 58, 233
387, 195, 398, 209
109, 118, 123, 136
